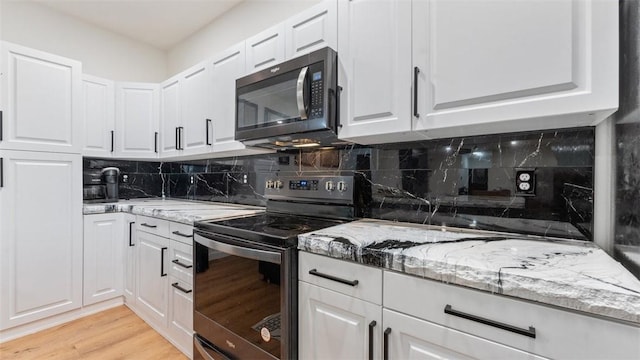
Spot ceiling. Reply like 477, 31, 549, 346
32, 0, 245, 50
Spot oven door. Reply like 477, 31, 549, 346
193, 232, 295, 360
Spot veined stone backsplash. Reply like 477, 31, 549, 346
84, 127, 595, 241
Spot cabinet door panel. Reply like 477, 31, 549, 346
337, 0, 413, 144
168, 276, 193, 357
82, 75, 115, 157
182, 63, 212, 155
285, 0, 337, 58
299, 282, 381, 360
115, 82, 159, 158
83, 214, 123, 306
136, 231, 169, 328
160, 78, 180, 156
384, 309, 547, 360
246, 24, 285, 73
0, 42, 81, 153
0, 151, 82, 330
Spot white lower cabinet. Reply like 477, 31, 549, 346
383, 309, 545, 360
83, 214, 124, 306
127, 217, 193, 358
0, 151, 82, 330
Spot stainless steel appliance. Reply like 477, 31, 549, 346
82, 167, 120, 202
101, 167, 120, 201
193, 173, 363, 360
235, 47, 341, 149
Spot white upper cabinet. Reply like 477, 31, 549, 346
181, 61, 213, 156
285, 0, 338, 59
82, 75, 115, 157
336, 0, 421, 145
412, 0, 619, 138
160, 76, 181, 157
115, 82, 159, 159
246, 23, 286, 73
0, 41, 82, 153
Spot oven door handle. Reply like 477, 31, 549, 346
194, 334, 231, 360
296, 66, 309, 120
194, 234, 281, 264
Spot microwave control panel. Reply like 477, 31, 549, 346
309, 68, 324, 119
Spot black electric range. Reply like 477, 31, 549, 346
192, 174, 365, 360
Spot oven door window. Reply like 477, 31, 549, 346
195, 239, 282, 359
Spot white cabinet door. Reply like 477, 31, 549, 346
210, 43, 249, 154
285, 0, 337, 58
181, 61, 213, 156
123, 214, 137, 305
337, 0, 416, 145
0, 151, 82, 330
246, 24, 285, 73
82, 75, 115, 157
0, 42, 82, 153
83, 213, 123, 306
412, 0, 618, 138
115, 82, 159, 158
383, 309, 546, 360
168, 276, 193, 358
136, 230, 169, 328
299, 281, 381, 360
160, 77, 181, 157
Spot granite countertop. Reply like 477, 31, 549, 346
298, 218, 640, 324
83, 198, 265, 225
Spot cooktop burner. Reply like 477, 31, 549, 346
194, 212, 347, 248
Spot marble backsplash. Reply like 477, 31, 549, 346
84, 127, 595, 241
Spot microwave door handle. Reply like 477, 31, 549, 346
296, 66, 309, 120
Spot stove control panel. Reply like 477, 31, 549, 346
264, 175, 354, 202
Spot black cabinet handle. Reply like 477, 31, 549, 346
171, 282, 192, 294
0, 157, 3, 188
141, 223, 157, 228
413, 66, 420, 118
172, 230, 193, 238
172, 259, 193, 269
160, 247, 168, 277
175, 127, 179, 150
110, 130, 114, 152
444, 304, 536, 338
206, 119, 212, 145
308, 269, 358, 286
154, 132, 158, 153
368, 321, 376, 360
179, 127, 184, 150
0, 110, 3, 141
383, 327, 391, 360
128, 221, 135, 247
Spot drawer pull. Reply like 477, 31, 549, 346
444, 304, 536, 338
368, 321, 376, 360
383, 327, 391, 360
172, 259, 193, 269
309, 269, 359, 286
171, 282, 192, 294
172, 230, 193, 238
141, 223, 157, 228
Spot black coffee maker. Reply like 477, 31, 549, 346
101, 167, 120, 201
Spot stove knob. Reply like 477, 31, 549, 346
337, 181, 347, 192
266, 180, 273, 189
275, 180, 283, 189
325, 181, 335, 191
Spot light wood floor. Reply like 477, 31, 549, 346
0, 306, 188, 360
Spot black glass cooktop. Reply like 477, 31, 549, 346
194, 213, 346, 248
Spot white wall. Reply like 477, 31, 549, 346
1, 1, 167, 82
167, 0, 321, 76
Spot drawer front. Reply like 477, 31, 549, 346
169, 222, 194, 245
299, 252, 382, 304
384, 271, 640, 359
136, 215, 170, 238
169, 240, 193, 284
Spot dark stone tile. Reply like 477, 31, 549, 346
119, 173, 164, 199
167, 174, 194, 199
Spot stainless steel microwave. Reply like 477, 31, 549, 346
235, 47, 340, 149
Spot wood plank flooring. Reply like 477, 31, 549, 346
0, 306, 188, 360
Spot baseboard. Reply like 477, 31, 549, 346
0, 297, 124, 343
